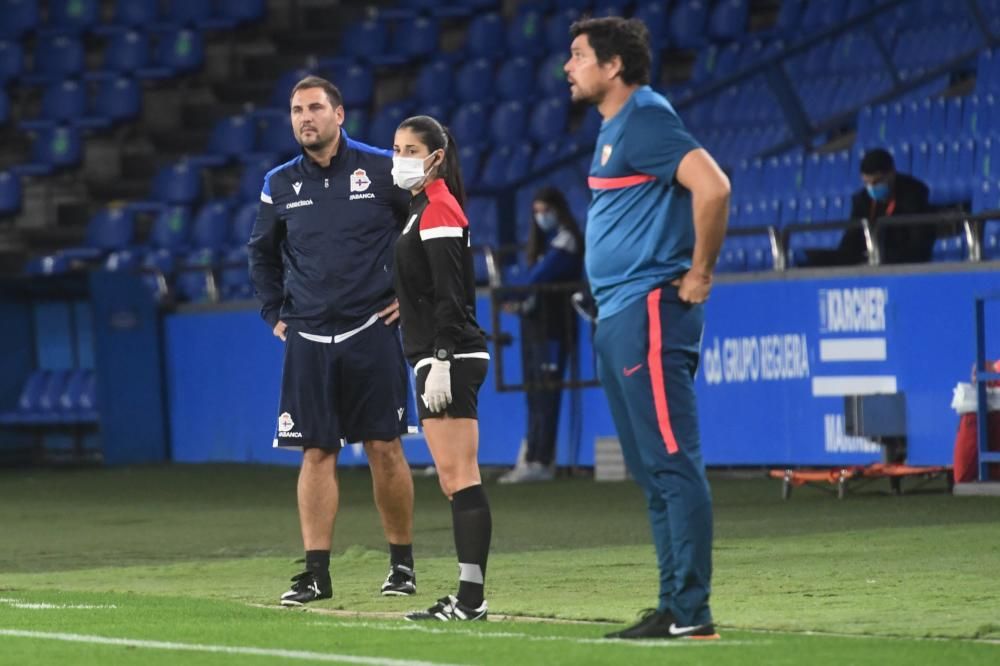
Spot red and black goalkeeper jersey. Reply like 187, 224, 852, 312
393, 178, 486, 366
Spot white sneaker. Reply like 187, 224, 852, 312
498, 461, 554, 484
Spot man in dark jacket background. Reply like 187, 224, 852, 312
837, 148, 935, 265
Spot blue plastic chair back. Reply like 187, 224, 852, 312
149, 206, 193, 251
31, 125, 82, 169
156, 28, 204, 72
104, 30, 149, 72
94, 76, 141, 122
152, 162, 202, 205
0, 40, 24, 84
49, 0, 99, 33
33, 34, 84, 80
466, 13, 505, 58
191, 200, 232, 250
416, 60, 453, 104
0, 0, 39, 40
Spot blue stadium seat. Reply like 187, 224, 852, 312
175, 249, 217, 302
48, 0, 99, 34
984, 220, 1000, 260
490, 101, 528, 144
25, 34, 84, 84
191, 200, 232, 251
15, 125, 83, 176
256, 112, 299, 158
529, 96, 569, 143
416, 60, 453, 104
205, 115, 255, 165
669, 1, 710, 50
342, 20, 389, 62
151, 162, 202, 206
545, 9, 580, 53
109, 0, 159, 27
0, 40, 24, 85
456, 58, 495, 104
497, 57, 535, 102
342, 109, 371, 144
21, 80, 87, 129
465, 13, 506, 59
142, 248, 176, 299
154, 28, 204, 73
103, 249, 141, 272
0, 371, 55, 424
148, 206, 193, 252
507, 10, 546, 57
931, 235, 967, 262
337, 63, 374, 106
238, 158, 275, 204
465, 197, 499, 246
458, 145, 483, 189
634, 2, 669, 45
100, 29, 150, 74
395, 15, 440, 60
480, 141, 533, 188
216, 0, 266, 24
536, 52, 567, 97
219, 246, 252, 300
709, 0, 748, 41
89, 76, 141, 124
369, 102, 412, 150
230, 202, 258, 247
59, 207, 135, 262
0, 170, 21, 216
56, 368, 90, 423
0, 0, 39, 40
451, 103, 489, 150
164, 0, 240, 29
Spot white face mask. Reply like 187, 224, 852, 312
534, 211, 558, 233
392, 153, 438, 190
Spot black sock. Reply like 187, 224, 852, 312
305, 550, 330, 577
451, 484, 492, 608
389, 543, 414, 570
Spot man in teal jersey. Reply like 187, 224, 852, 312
565, 17, 730, 640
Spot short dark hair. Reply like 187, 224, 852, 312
569, 17, 651, 86
860, 148, 894, 175
289, 75, 343, 109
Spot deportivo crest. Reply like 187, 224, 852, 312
601, 144, 613, 166
278, 412, 294, 432
350, 169, 371, 193
292, 181, 303, 195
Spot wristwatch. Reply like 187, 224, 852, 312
435, 348, 452, 361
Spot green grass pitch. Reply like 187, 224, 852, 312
1, 464, 998, 665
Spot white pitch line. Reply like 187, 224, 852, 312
307, 618, 764, 649
0, 629, 466, 666
0, 598, 117, 610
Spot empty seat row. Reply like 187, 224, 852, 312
0, 369, 98, 425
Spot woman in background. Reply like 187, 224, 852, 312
499, 187, 584, 484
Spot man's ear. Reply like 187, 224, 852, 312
604, 54, 624, 81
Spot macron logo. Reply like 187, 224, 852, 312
292, 181, 302, 195
397, 407, 404, 421
286, 199, 314, 209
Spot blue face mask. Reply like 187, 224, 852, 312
866, 182, 890, 202
534, 211, 558, 233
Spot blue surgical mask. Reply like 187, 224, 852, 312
866, 182, 890, 202
534, 211, 558, 233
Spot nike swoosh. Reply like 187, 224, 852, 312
668, 623, 704, 636
623, 364, 643, 376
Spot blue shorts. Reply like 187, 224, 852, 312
273, 318, 410, 449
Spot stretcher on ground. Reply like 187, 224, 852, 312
768, 463, 953, 500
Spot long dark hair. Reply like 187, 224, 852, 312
526, 186, 583, 266
396, 115, 466, 209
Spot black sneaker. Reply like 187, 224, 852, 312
405, 595, 487, 621
279, 570, 332, 606
605, 609, 719, 640
380, 564, 416, 596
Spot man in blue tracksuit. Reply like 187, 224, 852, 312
248, 76, 418, 606
564, 18, 730, 639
